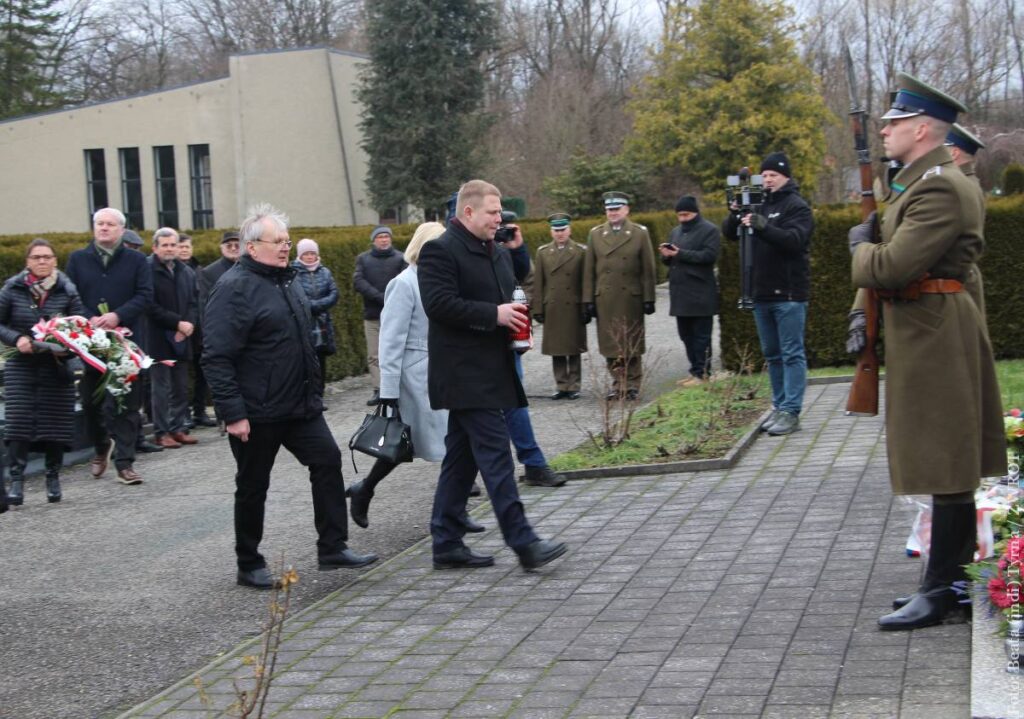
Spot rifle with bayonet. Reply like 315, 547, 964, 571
844, 44, 880, 417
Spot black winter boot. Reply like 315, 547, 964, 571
345, 458, 398, 528
45, 447, 63, 503
5, 441, 28, 506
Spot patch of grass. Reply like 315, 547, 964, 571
550, 372, 770, 471
997, 359, 1024, 410
808, 365, 856, 377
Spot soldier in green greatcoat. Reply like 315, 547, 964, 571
582, 192, 657, 401
848, 73, 1006, 631
945, 123, 988, 318
533, 213, 588, 400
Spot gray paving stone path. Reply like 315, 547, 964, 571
116, 381, 973, 719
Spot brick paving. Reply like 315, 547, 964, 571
116, 381, 973, 719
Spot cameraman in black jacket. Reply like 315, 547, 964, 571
204, 203, 378, 589
722, 151, 813, 436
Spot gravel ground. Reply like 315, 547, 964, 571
0, 284, 721, 719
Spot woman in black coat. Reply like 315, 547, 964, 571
0, 239, 85, 504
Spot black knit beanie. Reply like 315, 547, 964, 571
674, 195, 699, 213
760, 152, 792, 177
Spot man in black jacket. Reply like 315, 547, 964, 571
66, 208, 153, 485
203, 204, 378, 589
147, 228, 199, 449
418, 179, 568, 571
178, 233, 216, 428
353, 227, 406, 406
722, 152, 813, 436
660, 195, 720, 386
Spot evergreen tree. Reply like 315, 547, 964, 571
628, 0, 834, 196
357, 0, 497, 217
0, 0, 62, 119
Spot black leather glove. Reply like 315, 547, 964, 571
379, 397, 399, 410
846, 310, 867, 354
585, 303, 596, 321
643, 301, 655, 315
532, 313, 544, 324
748, 213, 767, 231
848, 211, 877, 255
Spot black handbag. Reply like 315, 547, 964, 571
348, 403, 414, 471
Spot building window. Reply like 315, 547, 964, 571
84, 149, 108, 225
119, 148, 144, 229
153, 145, 178, 228
189, 144, 214, 229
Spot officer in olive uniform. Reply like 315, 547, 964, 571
945, 123, 988, 318
582, 192, 657, 401
533, 213, 588, 400
848, 73, 1006, 631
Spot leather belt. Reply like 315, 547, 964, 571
877, 277, 963, 302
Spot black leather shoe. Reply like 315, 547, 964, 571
516, 539, 568, 571
136, 440, 164, 453
605, 389, 622, 401
468, 481, 482, 497
893, 593, 916, 609
523, 465, 567, 487
625, 389, 640, 401
346, 480, 372, 529
878, 586, 967, 630
433, 545, 495, 569
460, 512, 486, 533
565, 391, 580, 400
237, 567, 278, 589
193, 414, 218, 428
183, 417, 195, 430
549, 390, 568, 400
366, 389, 380, 407
319, 548, 379, 570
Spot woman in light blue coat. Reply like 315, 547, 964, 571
346, 222, 483, 533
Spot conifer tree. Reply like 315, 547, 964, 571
0, 0, 63, 118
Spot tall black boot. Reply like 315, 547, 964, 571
880, 499, 975, 630
345, 458, 398, 529
44, 445, 63, 503
5, 441, 29, 506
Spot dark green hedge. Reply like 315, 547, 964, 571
3, 197, 1018, 381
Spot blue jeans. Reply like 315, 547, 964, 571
753, 301, 807, 415
503, 353, 546, 467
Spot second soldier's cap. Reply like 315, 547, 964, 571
882, 72, 967, 123
602, 191, 630, 209
548, 212, 571, 229
221, 231, 240, 244
945, 123, 985, 155
122, 229, 143, 247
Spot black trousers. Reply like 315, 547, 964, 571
191, 352, 210, 417
228, 414, 348, 570
675, 315, 714, 379
79, 367, 140, 471
431, 408, 538, 554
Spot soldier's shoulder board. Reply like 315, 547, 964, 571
922, 166, 943, 179
636, 223, 648, 231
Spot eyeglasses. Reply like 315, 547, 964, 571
28, 255, 56, 261
254, 239, 293, 248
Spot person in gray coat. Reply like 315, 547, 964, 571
659, 195, 720, 386
345, 222, 482, 534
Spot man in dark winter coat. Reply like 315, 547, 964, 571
178, 234, 216, 427
722, 152, 813, 436
660, 195, 720, 386
200, 231, 241, 306
65, 208, 153, 485
353, 227, 406, 406
418, 179, 568, 572
203, 204, 378, 589
146, 228, 199, 449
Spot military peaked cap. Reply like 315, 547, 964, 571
602, 191, 630, 209
945, 123, 985, 155
882, 72, 967, 123
548, 212, 571, 228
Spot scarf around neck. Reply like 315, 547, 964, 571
26, 271, 58, 307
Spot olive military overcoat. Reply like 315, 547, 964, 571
533, 240, 588, 357
582, 219, 657, 358
851, 145, 1006, 495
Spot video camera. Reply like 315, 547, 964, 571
494, 210, 519, 243
726, 167, 765, 211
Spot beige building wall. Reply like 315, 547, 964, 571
0, 47, 375, 234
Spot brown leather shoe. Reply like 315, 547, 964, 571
156, 434, 182, 449
117, 467, 143, 485
90, 444, 112, 478
170, 432, 198, 445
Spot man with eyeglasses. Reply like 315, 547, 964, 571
203, 204, 378, 589
66, 207, 153, 485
